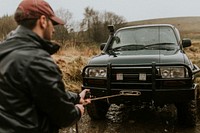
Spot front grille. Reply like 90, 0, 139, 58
110, 66, 159, 89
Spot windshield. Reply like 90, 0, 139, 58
111, 26, 178, 51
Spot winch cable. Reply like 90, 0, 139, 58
86, 90, 141, 102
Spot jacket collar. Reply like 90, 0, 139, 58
8, 26, 60, 55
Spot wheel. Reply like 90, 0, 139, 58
176, 100, 197, 127
86, 100, 110, 120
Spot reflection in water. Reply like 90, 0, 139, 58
60, 104, 200, 133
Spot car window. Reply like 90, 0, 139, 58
111, 26, 178, 50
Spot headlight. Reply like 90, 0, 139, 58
160, 66, 188, 78
85, 67, 107, 78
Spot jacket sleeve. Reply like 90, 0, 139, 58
24, 55, 81, 128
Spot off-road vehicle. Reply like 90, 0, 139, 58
82, 24, 200, 126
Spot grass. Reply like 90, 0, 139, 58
52, 43, 100, 92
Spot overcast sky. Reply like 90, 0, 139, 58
0, 0, 200, 22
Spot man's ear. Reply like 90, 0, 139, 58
39, 15, 48, 29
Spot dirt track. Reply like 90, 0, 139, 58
60, 104, 200, 133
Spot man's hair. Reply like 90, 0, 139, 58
14, 8, 38, 29
18, 19, 38, 30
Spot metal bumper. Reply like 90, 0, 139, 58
82, 85, 197, 105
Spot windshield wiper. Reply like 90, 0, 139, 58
143, 42, 175, 48
112, 44, 144, 51
141, 43, 176, 50
107, 44, 142, 57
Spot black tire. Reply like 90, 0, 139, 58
176, 100, 197, 127
86, 100, 110, 120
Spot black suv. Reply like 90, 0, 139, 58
82, 24, 200, 126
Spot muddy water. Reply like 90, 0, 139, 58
60, 104, 200, 133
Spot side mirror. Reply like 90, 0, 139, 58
100, 43, 106, 51
182, 38, 191, 48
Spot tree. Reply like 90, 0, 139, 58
0, 15, 17, 40
80, 7, 127, 43
80, 7, 98, 42
102, 11, 126, 29
53, 8, 73, 46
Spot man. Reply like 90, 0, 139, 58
0, 0, 90, 133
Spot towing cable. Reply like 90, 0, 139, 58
87, 90, 141, 101
75, 90, 141, 133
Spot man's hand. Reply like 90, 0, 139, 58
79, 89, 91, 105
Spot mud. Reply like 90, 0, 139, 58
60, 104, 200, 133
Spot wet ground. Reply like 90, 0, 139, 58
60, 104, 200, 133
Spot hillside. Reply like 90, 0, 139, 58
126, 16, 200, 39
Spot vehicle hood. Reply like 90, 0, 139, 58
88, 49, 191, 65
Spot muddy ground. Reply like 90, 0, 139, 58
59, 104, 200, 133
